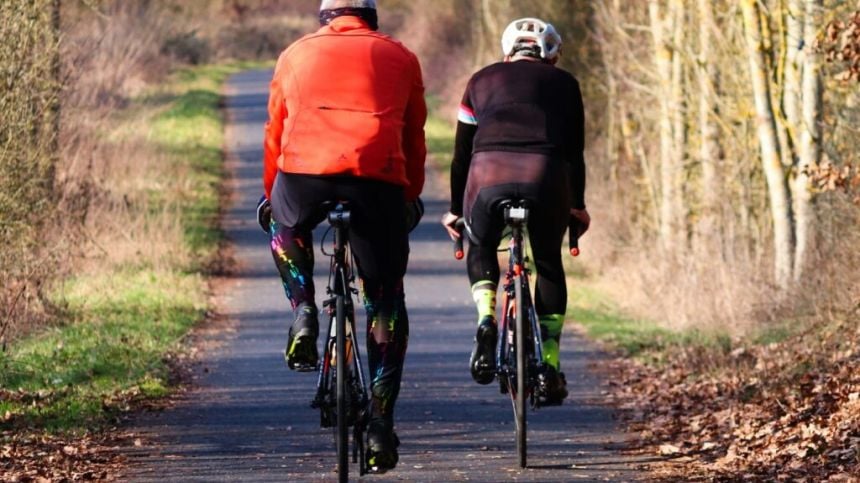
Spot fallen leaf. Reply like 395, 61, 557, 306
659, 444, 681, 456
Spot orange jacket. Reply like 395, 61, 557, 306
263, 16, 427, 201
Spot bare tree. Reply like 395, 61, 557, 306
793, 0, 823, 280
741, 0, 795, 288
650, 0, 682, 251
696, 0, 722, 242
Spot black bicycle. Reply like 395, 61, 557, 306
311, 202, 369, 482
454, 200, 580, 468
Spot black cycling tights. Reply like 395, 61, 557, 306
467, 225, 568, 317
463, 152, 570, 316
269, 172, 410, 424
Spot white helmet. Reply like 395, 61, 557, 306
501, 18, 562, 61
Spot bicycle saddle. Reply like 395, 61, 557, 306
498, 199, 530, 224
322, 200, 351, 227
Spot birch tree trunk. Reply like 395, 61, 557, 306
774, 0, 804, 193
784, 0, 804, 137
650, 0, 679, 251
670, 0, 687, 249
697, 0, 721, 242
793, 0, 823, 280
741, 0, 795, 288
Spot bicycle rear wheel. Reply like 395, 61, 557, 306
336, 290, 348, 483
514, 275, 527, 468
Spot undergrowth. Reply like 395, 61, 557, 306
0, 62, 263, 433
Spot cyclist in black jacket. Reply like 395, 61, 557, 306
442, 18, 590, 405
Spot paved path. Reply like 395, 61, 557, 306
124, 70, 643, 482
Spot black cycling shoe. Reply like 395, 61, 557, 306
470, 316, 498, 385
285, 304, 319, 372
366, 419, 400, 474
536, 365, 568, 406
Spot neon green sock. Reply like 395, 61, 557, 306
471, 281, 497, 323
539, 314, 564, 370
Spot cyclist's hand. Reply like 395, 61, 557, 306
257, 195, 272, 234
405, 197, 425, 233
441, 212, 461, 240
570, 208, 591, 237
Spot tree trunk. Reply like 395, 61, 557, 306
650, 0, 678, 251
783, 0, 804, 136
793, 0, 823, 280
48, 0, 60, 189
697, 0, 721, 243
670, 0, 687, 249
741, 0, 795, 289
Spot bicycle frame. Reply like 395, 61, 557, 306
495, 201, 545, 468
450, 198, 582, 469
311, 203, 369, 481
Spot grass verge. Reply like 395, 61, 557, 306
567, 277, 737, 363
425, 97, 456, 167
0, 62, 265, 433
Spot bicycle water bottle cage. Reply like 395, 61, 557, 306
326, 201, 351, 228
500, 199, 529, 226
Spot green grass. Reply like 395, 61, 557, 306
150, 62, 270, 260
0, 63, 266, 433
425, 97, 456, 166
426, 113, 455, 165
0, 271, 203, 431
568, 282, 732, 362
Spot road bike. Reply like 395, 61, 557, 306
310, 202, 369, 482
454, 200, 580, 468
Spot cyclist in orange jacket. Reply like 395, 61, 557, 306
442, 18, 590, 406
256, 0, 426, 471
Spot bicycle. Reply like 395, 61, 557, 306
453, 199, 580, 468
310, 202, 370, 482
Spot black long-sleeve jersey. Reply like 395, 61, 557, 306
450, 60, 586, 215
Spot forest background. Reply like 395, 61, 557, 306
1, 0, 859, 479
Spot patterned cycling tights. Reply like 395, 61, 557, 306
270, 221, 408, 425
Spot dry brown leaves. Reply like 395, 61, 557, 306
823, 10, 860, 82
806, 162, 860, 205
610, 314, 860, 481
0, 431, 128, 482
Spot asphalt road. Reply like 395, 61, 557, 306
123, 70, 644, 482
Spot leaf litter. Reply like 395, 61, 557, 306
607, 312, 860, 481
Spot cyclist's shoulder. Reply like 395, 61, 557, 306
473, 61, 508, 76
560, 67, 580, 84
466, 62, 508, 87
367, 31, 418, 57
282, 31, 323, 56
283, 29, 418, 68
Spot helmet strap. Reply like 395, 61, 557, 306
320, 7, 379, 31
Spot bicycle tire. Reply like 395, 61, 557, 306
336, 281, 348, 482
514, 274, 527, 468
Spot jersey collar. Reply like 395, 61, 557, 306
327, 15, 372, 33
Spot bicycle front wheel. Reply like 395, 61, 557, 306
514, 274, 527, 468
336, 291, 348, 483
